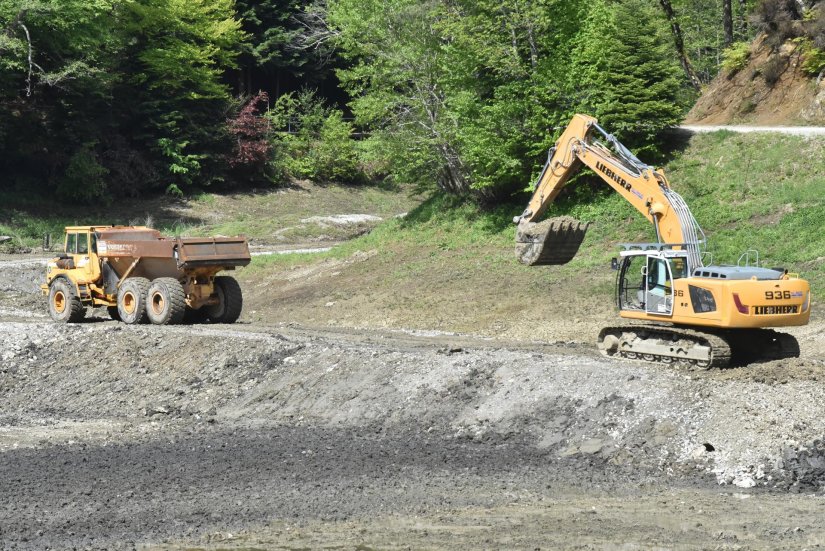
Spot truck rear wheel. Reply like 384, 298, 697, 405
118, 277, 151, 325
146, 277, 186, 325
48, 279, 84, 323
206, 276, 243, 324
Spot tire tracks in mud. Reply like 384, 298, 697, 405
0, 424, 659, 551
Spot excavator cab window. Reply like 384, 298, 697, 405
668, 257, 688, 280
645, 255, 674, 316
616, 254, 646, 312
646, 257, 671, 290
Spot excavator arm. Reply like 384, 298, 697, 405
514, 114, 705, 271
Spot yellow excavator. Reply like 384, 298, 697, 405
514, 114, 811, 368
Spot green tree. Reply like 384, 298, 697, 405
121, 0, 245, 192
0, 0, 247, 198
329, 0, 586, 196
330, 0, 685, 197
673, 0, 757, 83
446, 0, 583, 197
0, 0, 123, 196
329, 0, 469, 193
234, 0, 336, 95
571, 0, 685, 154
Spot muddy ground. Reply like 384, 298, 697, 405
1, 254, 825, 550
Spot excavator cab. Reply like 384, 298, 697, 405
616, 249, 690, 317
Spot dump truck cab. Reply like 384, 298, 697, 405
44, 226, 115, 304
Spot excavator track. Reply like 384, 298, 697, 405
515, 217, 589, 266
597, 325, 732, 369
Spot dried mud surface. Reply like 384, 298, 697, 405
1, 255, 825, 549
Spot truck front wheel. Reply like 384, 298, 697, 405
117, 277, 151, 324
146, 277, 186, 325
206, 276, 243, 324
48, 279, 84, 323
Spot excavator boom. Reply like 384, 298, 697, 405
515, 114, 705, 270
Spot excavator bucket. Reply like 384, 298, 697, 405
515, 217, 589, 266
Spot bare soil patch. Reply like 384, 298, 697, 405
686, 35, 825, 125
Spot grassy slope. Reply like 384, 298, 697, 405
1, 132, 821, 339
243, 132, 824, 339
0, 181, 421, 249
183, 182, 421, 244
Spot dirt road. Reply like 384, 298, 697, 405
680, 124, 825, 135
1, 254, 825, 549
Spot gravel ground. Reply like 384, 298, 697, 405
1, 254, 824, 549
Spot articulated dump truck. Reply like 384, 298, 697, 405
42, 226, 251, 325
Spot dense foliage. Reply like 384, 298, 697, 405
0, 0, 245, 199
0, 0, 821, 202
329, 0, 685, 197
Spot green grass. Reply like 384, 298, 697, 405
185, 183, 419, 242
0, 181, 421, 251
251, 132, 825, 297
247, 194, 515, 271
666, 132, 825, 290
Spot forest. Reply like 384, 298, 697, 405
0, 0, 822, 202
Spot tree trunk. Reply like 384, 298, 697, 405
658, 0, 702, 91
737, 0, 748, 36
723, 0, 734, 47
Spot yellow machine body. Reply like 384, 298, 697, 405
514, 115, 811, 366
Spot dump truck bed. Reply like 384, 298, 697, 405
95, 227, 250, 279
174, 237, 251, 269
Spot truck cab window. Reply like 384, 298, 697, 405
77, 233, 89, 254
65, 233, 77, 254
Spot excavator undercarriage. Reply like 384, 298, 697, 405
597, 325, 800, 369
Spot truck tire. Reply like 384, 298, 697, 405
146, 277, 186, 325
206, 276, 243, 324
117, 277, 151, 325
48, 279, 84, 323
